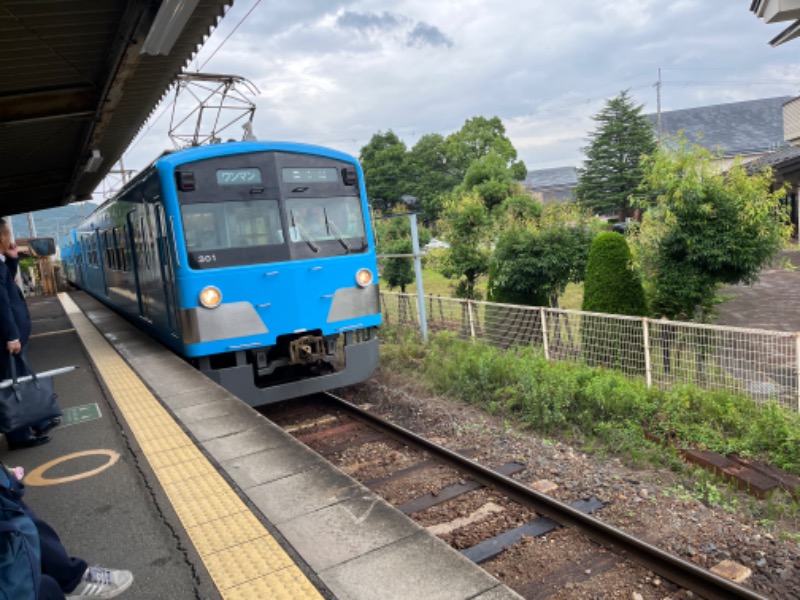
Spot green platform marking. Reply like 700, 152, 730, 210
61, 403, 102, 427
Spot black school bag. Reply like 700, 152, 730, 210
0, 463, 40, 600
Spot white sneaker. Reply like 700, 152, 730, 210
66, 565, 134, 598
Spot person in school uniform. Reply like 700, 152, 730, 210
1, 463, 134, 599
0, 219, 59, 449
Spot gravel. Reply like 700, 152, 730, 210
337, 369, 800, 599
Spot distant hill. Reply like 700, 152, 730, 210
9, 202, 98, 242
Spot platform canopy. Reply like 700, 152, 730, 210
0, 0, 232, 215
751, 0, 800, 45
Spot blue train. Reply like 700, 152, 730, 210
60, 141, 381, 406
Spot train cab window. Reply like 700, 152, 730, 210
181, 199, 283, 251
286, 197, 366, 243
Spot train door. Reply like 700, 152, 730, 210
154, 204, 178, 334
96, 230, 108, 298
77, 235, 89, 288
126, 212, 145, 318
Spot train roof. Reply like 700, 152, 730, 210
63, 141, 363, 228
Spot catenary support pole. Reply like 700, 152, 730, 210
409, 214, 428, 342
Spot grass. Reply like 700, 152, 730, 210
403, 268, 466, 297
385, 267, 584, 309
378, 324, 800, 528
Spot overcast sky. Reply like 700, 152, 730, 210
114, 0, 800, 190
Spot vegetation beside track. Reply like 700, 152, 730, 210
378, 325, 800, 523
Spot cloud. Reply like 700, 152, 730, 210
336, 10, 406, 33
334, 10, 452, 49
116, 0, 800, 180
406, 21, 453, 48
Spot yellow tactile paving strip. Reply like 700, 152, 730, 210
58, 293, 323, 600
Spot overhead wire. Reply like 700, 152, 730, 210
199, 0, 262, 71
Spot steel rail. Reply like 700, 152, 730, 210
323, 392, 768, 600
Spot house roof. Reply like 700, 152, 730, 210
524, 166, 578, 189
744, 144, 800, 175
647, 96, 791, 156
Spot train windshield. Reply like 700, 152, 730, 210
180, 196, 367, 268
286, 197, 366, 247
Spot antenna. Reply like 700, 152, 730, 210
168, 73, 260, 149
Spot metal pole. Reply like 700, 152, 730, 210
643, 318, 653, 388
409, 214, 428, 342
540, 307, 550, 360
466, 300, 476, 339
795, 333, 800, 413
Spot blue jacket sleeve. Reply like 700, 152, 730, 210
0, 263, 20, 343
5, 256, 18, 281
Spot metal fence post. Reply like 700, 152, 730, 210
643, 317, 652, 388
466, 300, 476, 339
540, 307, 550, 360
796, 333, 800, 413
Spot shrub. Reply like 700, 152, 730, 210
582, 231, 647, 315
581, 232, 647, 372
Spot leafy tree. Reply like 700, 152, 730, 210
460, 151, 524, 210
632, 137, 791, 320
576, 91, 656, 220
359, 117, 528, 220
445, 116, 526, 183
374, 212, 431, 293
488, 201, 595, 307
406, 133, 459, 221
438, 191, 491, 299
359, 131, 409, 212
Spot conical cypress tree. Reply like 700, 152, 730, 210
576, 91, 656, 220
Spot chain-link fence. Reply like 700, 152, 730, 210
381, 292, 800, 413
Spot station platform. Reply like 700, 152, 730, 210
1, 292, 522, 600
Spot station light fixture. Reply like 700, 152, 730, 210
83, 150, 103, 173
140, 0, 200, 56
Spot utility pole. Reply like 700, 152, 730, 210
655, 67, 663, 145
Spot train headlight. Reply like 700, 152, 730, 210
355, 268, 373, 288
199, 286, 222, 308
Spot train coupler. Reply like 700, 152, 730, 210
289, 335, 327, 364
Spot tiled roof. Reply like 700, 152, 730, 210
524, 166, 578, 189
744, 144, 800, 173
647, 96, 791, 156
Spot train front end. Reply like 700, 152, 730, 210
160, 142, 381, 406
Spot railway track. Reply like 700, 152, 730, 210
261, 392, 769, 600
